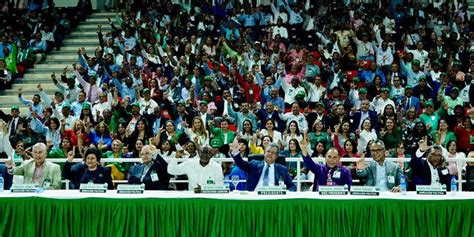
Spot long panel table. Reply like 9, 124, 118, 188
0, 191, 473, 237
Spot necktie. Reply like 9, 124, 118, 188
263, 164, 270, 186
10, 118, 16, 135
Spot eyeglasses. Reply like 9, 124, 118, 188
370, 149, 384, 153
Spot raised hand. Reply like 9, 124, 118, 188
229, 137, 243, 153
67, 147, 75, 163
418, 136, 429, 152
37, 83, 43, 91
356, 153, 367, 170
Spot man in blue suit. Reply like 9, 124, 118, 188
350, 99, 378, 132
397, 86, 420, 112
0, 164, 13, 190
229, 139, 296, 191
411, 141, 452, 190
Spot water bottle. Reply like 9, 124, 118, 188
0, 174, 4, 192
400, 174, 407, 195
279, 176, 286, 190
327, 173, 333, 186
451, 177, 457, 195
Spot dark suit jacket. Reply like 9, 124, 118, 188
410, 155, 452, 190
350, 110, 378, 132
0, 164, 13, 190
231, 153, 296, 191
397, 96, 420, 112
128, 155, 170, 190
62, 163, 114, 190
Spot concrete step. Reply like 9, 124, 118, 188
85, 18, 111, 24
64, 38, 100, 43
78, 24, 112, 31
69, 32, 100, 38
43, 54, 78, 60
63, 41, 100, 47
89, 12, 117, 18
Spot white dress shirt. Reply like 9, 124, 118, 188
167, 158, 224, 190
376, 162, 389, 191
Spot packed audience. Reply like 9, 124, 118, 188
0, 0, 91, 89
0, 0, 474, 192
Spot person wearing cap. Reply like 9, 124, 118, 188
63, 147, 114, 190
371, 87, 396, 115
397, 85, 420, 112
54, 71, 80, 103
348, 77, 364, 109
79, 102, 95, 126
406, 41, 428, 69
0, 106, 23, 144
136, 88, 158, 115
418, 99, 445, 133
443, 87, 464, 116
400, 57, 427, 88
209, 139, 226, 158
412, 76, 433, 101
18, 85, 44, 117
58, 102, 76, 130
168, 146, 224, 191
91, 91, 113, 121
279, 74, 306, 107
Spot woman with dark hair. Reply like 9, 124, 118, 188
126, 118, 154, 149
309, 119, 330, 151
259, 119, 282, 145
445, 140, 467, 176
332, 120, 356, 155
30, 110, 61, 149
341, 139, 359, 178
239, 119, 254, 141
356, 118, 377, 153
79, 103, 95, 126
404, 121, 434, 156
48, 137, 73, 159
282, 120, 303, 149
249, 134, 273, 155
380, 117, 402, 151
113, 120, 128, 142
124, 139, 144, 158
430, 118, 456, 148
158, 140, 177, 160
312, 141, 326, 158
152, 120, 187, 147
63, 147, 114, 189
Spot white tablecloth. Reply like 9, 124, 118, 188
0, 190, 472, 200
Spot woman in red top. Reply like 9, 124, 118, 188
454, 117, 474, 153
61, 119, 90, 147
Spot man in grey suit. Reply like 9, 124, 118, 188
356, 140, 402, 192
5, 143, 62, 189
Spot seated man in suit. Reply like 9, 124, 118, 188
300, 135, 352, 191
229, 138, 296, 191
356, 140, 402, 192
350, 99, 378, 132
128, 145, 170, 190
412, 139, 452, 189
5, 143, 62, 189
0, 164, 13, 190
397, 86, 420, 112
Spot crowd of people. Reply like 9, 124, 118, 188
0, 0, 91, 89
0, 0, 474, 192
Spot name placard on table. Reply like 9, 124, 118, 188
10, 184, 38, 193
350, 186, 380, 196
201, 184, 230, 194
416, 185, 447, 195
117, 184, 145, 194
79, 183, 108, 193
256, 187, 287, 195
319, 186, 349, 195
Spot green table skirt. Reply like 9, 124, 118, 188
0, 197, 472, 237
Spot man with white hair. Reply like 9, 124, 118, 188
5, 143, 62, 189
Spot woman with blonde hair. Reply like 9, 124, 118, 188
184, 117, 209, 149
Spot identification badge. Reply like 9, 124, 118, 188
332, 171, 341, 179
151, 173, 159, 182
470, 136, 474, 145
387, 176, 395, 183
441, 169, 448, 175
43, 178, 51, 189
